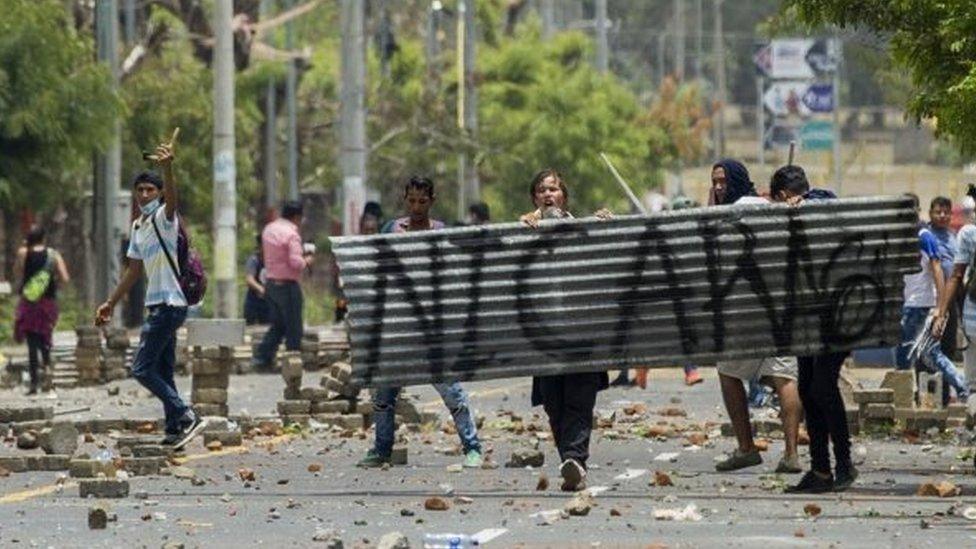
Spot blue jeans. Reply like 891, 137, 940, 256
131, 305, 192, 434
898, 306, 968, 399
371, 382, 481, 457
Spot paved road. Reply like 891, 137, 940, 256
2, 369, 976, 547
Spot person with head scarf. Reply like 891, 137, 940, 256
709, 159, 762, 206
707, 160, 804, 476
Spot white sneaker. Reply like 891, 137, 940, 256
559, 459, 586, 492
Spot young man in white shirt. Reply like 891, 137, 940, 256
95, 134, 206, 450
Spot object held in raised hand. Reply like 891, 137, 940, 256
144, 127, 181, 161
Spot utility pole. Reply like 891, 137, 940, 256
212, 0, 237, 317
595, 0, 608, 73
261, 0, 278, 217
833, 36, 843, 193
95, 0, 122, 316
457, 0, 480, 218
756, 74, 765, 167
656, 31, 666, 86
286, 0, 299, 200
713, 0, 726, 157
123, 0, 136, 44
426, 2, 441, 76
540, 0, 555, 39
673, 0, 685, 80
340, 0, 367, 235
694, 0, 703, 80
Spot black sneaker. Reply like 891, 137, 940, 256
161, 433, 180, 446
785, 470, 834, 494
172, 415, 208, 451
834, 466, 859, 492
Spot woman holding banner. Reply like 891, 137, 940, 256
520, 168, 613, 492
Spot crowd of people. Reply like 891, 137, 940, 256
10, 129, 975, 495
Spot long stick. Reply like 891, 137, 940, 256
788, 140, 795, 166
599, 153, 648, 215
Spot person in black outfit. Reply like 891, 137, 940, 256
13, 225, 70, 394
770, 165, 857, 493
243, 233, 270, 325
519, 169, 612, 492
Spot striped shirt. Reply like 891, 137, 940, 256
127, 207, 187, 307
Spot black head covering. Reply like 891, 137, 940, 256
712, 159, 757, 205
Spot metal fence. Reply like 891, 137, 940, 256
331, 197, 918, 387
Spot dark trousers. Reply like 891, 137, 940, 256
25, 332, 50, 390
798, 352, 851, 476
131, 305, 190, 434
255, 281, 303, 367
536, 373, 601, 468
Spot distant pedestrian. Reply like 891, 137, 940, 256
335, 203, 382, 323
357, 176, 484, 470
467, 202, 490, 225
252, 200, 313, 370
13, 224, 70, 394
519, 168, 613, 492
243, 233, 270, 326
896, 196, 967, 404
95, 130, 207, 450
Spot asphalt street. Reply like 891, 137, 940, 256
2, 368, 976, 547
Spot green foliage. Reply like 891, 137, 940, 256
787, 0, 976, 153
0, 0, 122, 210
122, 7, 263, 225
478, 30, 658, 217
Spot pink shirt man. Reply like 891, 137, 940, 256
262, 217, 306, 281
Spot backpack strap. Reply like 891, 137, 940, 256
150, 212, 182, 281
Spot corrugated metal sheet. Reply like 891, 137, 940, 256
331, 197, 919, 387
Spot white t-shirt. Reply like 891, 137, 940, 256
734, 196, 770, 205
127, 206, 187, 307
903, 227, 942, 308
955, 224, 976, 334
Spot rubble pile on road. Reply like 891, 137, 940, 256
849, 370, 971, 434
101, 328, 130, 383
190, 346, 233, 417
75, 326, 103, 386
300, 329, 351, 372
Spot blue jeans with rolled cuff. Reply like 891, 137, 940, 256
371, 382, 482, 457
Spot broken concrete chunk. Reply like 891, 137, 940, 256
39, 422, 79, 456
424, 497, 450, 511
277, 400, 312, 415
0, 406, 54, 423
27, 455, 71, 471
70, 459, 116, 479
564, 492, 594, 516
390, 446, 408, 465
0, 457, 28, 473
203, 430, 243, 447
880, 370, 916, 408
16, 430, 38, 450
79, 479, 129, 498
506, 450, 544, 468
917, 481, 960, 498
376, 532, 410, 549
88, 505, 109, 529
852, 389, 894, 405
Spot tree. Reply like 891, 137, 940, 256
0, 0, 121, 210
786, 0, 976, 152
477, 29, 656, 217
